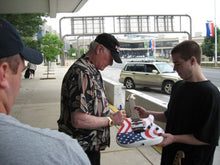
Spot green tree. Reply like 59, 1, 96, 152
68, 47, 88, 59
22, 37, 41, 52
80, 48, 88, 56
41, 33, 64, 78
0, 14, 47, 65
201, 27, 220, 58
0, 14, 47, 37
68, 47, 78, 58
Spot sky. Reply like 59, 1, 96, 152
46, 0, 220, 38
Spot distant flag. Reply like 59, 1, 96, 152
144, 42, 148, 48
206, 22, 214, 37
149, 39, 154, 51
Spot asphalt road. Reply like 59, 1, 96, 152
101, 59, 220, 103
202, 68, 220, 87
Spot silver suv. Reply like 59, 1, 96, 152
119, 61, 181, 94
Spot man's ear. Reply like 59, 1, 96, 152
0, 62, 10, 88
190, 56, 197, 65
96, 44, 104, 55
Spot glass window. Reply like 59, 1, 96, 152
125, 64, 135, 71
135, 64, 145, 72
156, 63, 174, 73
125, 64, 145, 72
146, 64, 157, 72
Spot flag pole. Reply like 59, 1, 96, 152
214, 0, 217, 67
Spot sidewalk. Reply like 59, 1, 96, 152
11, 63, 220, 165
11, 63, 161, 165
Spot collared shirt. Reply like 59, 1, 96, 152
58, 54, 110, 151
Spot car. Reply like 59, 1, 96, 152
119, 61, 181, 94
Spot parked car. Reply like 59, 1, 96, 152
119, 61, 181, 94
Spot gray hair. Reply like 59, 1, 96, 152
88, 41, 99, 52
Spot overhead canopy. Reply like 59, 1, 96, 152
0, 0, 88, 18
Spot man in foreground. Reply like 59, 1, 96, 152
0, 18, 90, 165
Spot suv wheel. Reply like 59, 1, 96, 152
162, 81, 174, 95
125, 78, 135, 89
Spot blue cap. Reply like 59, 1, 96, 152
0, 18, 43, 64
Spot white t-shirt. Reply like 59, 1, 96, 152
29, 63, 36, 70
0, 113, 90, 165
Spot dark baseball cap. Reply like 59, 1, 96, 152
95, 33, 122, 63
0, 18, 43, 64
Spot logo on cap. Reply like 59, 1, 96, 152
115, 45, 120, 53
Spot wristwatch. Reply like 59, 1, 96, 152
107, 117, 113, 127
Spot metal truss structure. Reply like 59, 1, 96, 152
59, 14, 192, 40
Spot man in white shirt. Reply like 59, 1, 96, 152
0, 18, 90, 165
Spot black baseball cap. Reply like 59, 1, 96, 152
95, 33, 122, 63
0, 18, 43, 64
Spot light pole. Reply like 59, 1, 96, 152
214, 0, 218, 67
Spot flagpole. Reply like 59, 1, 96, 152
214, 0, 217, 67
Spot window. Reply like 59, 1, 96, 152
146, 64, 157, 72
125, 64, 145, 72
135, 64, 145, 72
125, 64, 135, 71
155, 63, 174, 73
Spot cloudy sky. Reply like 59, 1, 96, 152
46, 0, 219, 37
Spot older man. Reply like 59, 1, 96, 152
0, 18, 90, 165
58, 33, 126, 165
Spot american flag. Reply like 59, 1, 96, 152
117, 131, 145, 145
116, 115, 164, 147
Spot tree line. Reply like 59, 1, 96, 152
201, 28, 220, 58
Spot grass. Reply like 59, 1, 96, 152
201, 62, 220, 68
